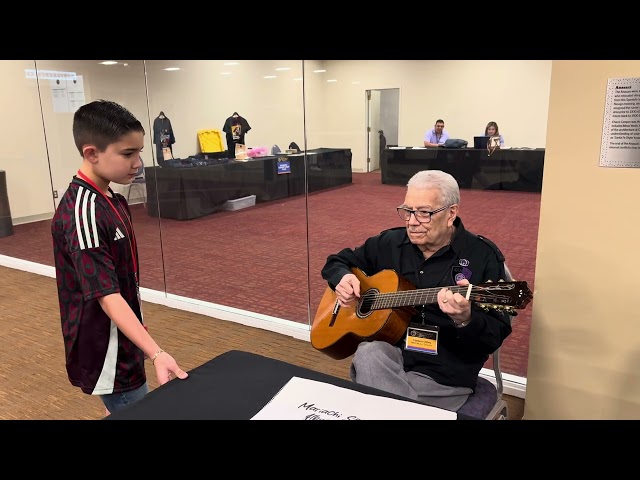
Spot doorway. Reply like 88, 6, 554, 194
366, 88, 399, 173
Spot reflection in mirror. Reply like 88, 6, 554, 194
0, 60, 53, 262
0, 59, 550, 388
0, 60, 166, 295
143, 60, 311, 328
304, 60, 550, 382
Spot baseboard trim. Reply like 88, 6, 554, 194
480, 369, 527, 399
140, 287, 311, 342
0, 255, 57, 277
12, 212, 54, 226
0, 255, 526, 398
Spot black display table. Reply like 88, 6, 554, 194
381, 147, 544, 192
145, 148, 352, 220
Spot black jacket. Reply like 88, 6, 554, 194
152, 115, 176, 146
321, 217, 512, 390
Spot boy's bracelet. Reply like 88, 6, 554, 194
150, 349, 165, 365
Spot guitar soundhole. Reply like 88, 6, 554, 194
357, 289, 379, 318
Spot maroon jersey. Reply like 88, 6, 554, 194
52, 176, 146, 395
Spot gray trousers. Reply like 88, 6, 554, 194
350, 340, 472, 412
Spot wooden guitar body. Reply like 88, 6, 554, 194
311, 269, 415, 360
311, 267, 532, 360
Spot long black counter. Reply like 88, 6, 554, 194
145, 148, 352, 220
381, 147, 544, 192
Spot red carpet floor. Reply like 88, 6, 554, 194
0, 172, 539, 378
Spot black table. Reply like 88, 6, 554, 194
106, 350, 471, 420
381, 147, 545, 192
145, 148, 352, 220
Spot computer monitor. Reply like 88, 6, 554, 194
473, 136, 490, 150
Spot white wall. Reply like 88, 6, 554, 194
0, 60, 53, 222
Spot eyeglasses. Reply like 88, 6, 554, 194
396, 205, 451, 223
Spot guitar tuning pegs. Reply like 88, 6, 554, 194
486, 279, 493, 283
498, 278, 504, 283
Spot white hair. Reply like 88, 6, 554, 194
407, 170, 460, 206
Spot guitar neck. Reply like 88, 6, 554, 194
373, 285, 470, 310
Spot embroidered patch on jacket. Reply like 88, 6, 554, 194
452, 265, 472, 282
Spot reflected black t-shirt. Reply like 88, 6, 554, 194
223, 114, 251, 147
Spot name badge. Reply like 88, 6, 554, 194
405, 324, 439, 355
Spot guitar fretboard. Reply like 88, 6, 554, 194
371, 285, 472, 309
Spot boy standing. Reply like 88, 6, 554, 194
51, 100, 187, 415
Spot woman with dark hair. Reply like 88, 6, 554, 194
484, 121, 505, 146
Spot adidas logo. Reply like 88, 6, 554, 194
114, 227, 125, 241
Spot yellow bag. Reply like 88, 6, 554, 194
197, 129, 224, 153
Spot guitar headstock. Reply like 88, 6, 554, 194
469, 280, 533, 310
477, 304, 519, 316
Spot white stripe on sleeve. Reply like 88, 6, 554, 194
81, 189, 93, 249
75, 187, 86, 250
90, 193, 99, 247
75, 186, 101, 251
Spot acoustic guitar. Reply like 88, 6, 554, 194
311, 267, 533, 360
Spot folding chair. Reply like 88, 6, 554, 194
457, 262, 515, 420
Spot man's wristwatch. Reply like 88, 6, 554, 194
454, 319, 470, 328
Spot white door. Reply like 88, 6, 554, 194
367, 88, 399, 173
367, 90, 382, 172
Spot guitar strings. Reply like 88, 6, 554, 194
366, 285, 517, 309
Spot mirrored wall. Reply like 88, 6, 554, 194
0, 59, 551, 381
143, 60, 310, 325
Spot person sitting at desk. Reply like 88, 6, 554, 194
423, 119, 449, 147
320, 170, 512, 411
484, 121, 505, 146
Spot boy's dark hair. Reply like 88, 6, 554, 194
72, 99, 145, 155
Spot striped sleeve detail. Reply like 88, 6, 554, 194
92, 320, 119, 395
74, 186, 100, 250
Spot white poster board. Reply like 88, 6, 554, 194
67, 76, 86, 113
251, 376, 457, 420
600, 77, 640, 168
51, 75, 85, 113
51, 79, 70, 113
